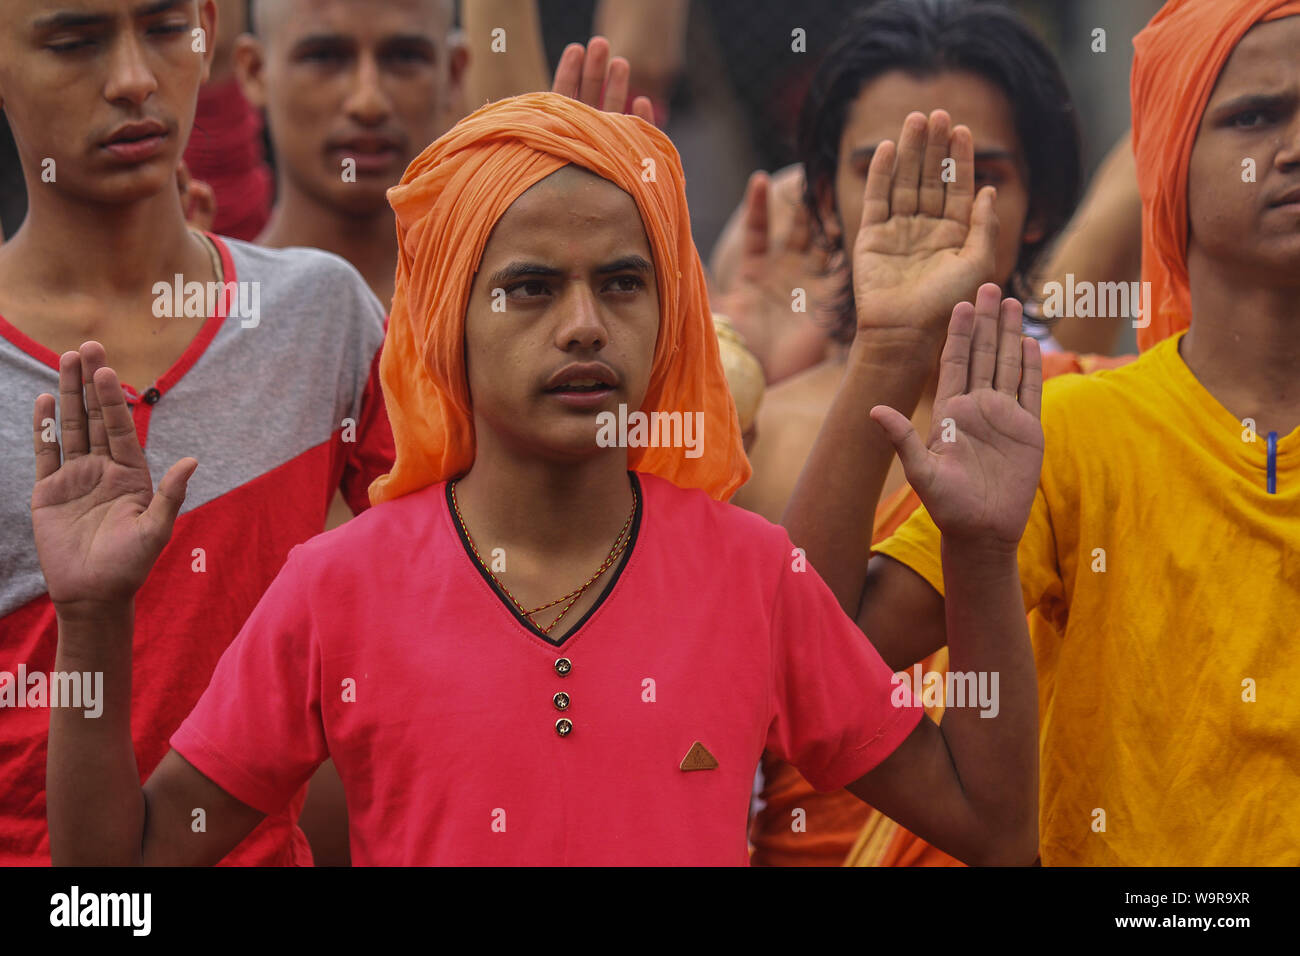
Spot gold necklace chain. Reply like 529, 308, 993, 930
449, 480, 637, 635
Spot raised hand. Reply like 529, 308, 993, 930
869, 284, 1044, 549
712, 165, 847, 382
852, 110, 998, 345
31, 343, 196, 616
552, 35, 656, 125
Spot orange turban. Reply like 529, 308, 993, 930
368, 93, 750, 505
1131, 0, 1300, 352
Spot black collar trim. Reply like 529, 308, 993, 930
446, 472, 643, 646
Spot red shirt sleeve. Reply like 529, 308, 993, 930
340, 340, 395, 514
764, 542, 922, 793
170, 549, 328, 815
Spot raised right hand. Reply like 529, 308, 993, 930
869, 284, 1044, 550
31, 343, 196, 616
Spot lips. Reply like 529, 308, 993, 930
545, 363, 618, 392
330, 136, 403, 173
101, 122, 168, 163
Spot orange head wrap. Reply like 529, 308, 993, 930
1131, 0, 1300, 352
368, 92, 750, 506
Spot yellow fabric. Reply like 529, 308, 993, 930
874, 335, 1300, 865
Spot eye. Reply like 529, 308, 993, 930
147, 17, 190, 37
506, 279, 551, 299
1231, 109, 1272, 129
48, 35, 98, 54
605, 275, 645, 294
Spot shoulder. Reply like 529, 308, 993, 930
641, 472, 791, 552
219, 238, 384, 321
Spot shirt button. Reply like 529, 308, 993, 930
553, 692, 570, 711
142, 387, 162, 405
555, 718, 573, 737
554, 657, 572, 677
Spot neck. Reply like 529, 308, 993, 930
2, 177, 205, 296
453, 438, 635, 557
258, 175, 398, 305
1183, 258, 1300, 424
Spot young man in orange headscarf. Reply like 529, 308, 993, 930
785, 0, 1300, 865
37, 93, 1045, 866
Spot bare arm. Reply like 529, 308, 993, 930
461, 0, 549, 106
782, 110, 998, 616
1034, 131, 1141, 356
847, 288, 1045, 866
37, 344, 263, 865
858, 553, 947, 671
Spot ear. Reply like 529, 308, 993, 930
197, 0, 218, 85
233, 33, 268, 110
1021, 208, 1048, 245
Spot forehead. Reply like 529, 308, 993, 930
263, 0, 451, 44
1208, 15, 1300, 103
841, 69, 1021, 157
483, 166, 651, 259
5, 0, 192, 26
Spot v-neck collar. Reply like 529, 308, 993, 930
445, 472, 644, 647
0, 232, 235, 401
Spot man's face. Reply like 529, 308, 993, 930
1187, 16, 1300, 287
0, 0, 213, 204
464, 165, 661, 463
827, 69, 1035, 289
245, 0, 461, 216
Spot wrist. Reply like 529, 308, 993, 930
941, 533, 1021, 567
54, 598, 134, 628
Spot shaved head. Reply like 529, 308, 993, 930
251, 0, 453, 39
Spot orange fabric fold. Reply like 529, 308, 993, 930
369, 92, 750, 505
1131, 0, 1300, 352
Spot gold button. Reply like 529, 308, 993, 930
554, 657, 572, 677
556, 718, 573, 737
553, 692, 570, 710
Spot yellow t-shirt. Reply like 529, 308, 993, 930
874, 332, 1300, 865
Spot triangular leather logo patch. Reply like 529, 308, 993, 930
679, 741, 719, 772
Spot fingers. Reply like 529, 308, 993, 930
630, 95, 655, 125
602, 56, 630, 114
57, 351, 89, 461
993, 297, 1026, 397
890, 113, 927, 217
552, 43, 584, 97
143, 457, 198, 542
917, 110, 951, 218
860, 140, 895, 228
966, 283, 1004, 391
79, 341, 110, 455
870, 405, 934, 490
935, 302, 976, 407
578, 36, 610, 107
1019, 336, 1043, 419
786, 185, 814, 253
741, 171, 770, 259
93, 366, 147, 469
33, 394, 59, 481
943, 125, 975, 223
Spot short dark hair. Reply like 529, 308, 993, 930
798, 0, 1083, 343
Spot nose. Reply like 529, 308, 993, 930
343, 51, 392, 127
554, 282, 607, 352
103, 29, 159, 107
1276, 112, 1300, 170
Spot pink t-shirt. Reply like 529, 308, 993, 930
172, 472, 919, 865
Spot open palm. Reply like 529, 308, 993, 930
31, 344, 195, 611
852, 111, 998, 343
871, 285, 1044, 549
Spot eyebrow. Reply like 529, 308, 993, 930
1210, 91, 1298, 118
34, 0, 187, 30
848, 144, 1017, 165
486, 255, 654, 289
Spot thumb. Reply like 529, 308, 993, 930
142, 457, 197, 542
870, 405, 933, 488
961, 185, 999, 270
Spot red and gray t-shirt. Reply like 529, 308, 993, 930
0, 235, 394, 865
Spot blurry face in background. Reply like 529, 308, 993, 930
0, 0, 214, 205
825, 69, 1037, 289
239, 0, 463, 216
1186, 16, 1300, 287
464, 166, 661, 463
